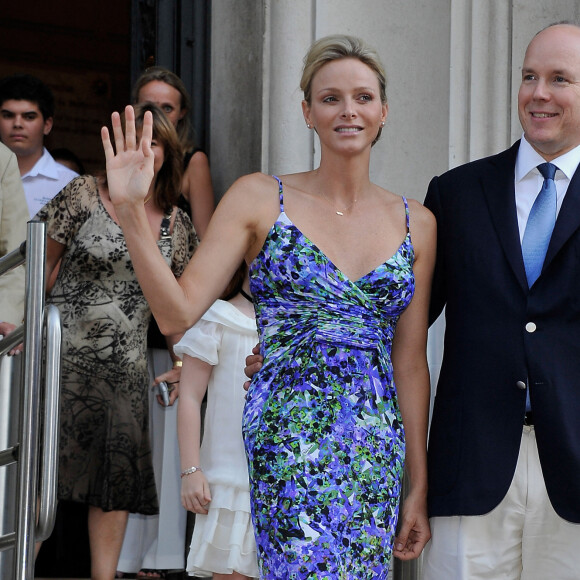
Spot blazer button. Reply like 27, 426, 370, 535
516, 380, 527, 390
525, 322, 536, 333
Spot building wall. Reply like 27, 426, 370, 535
209, 0, 266, 198
210, 0, 580, 199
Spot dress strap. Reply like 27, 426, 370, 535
160, 210, 173, 239
402, 196, 410, 233
272, 175, 284, 212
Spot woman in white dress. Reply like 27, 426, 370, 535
175, 263, 259, 579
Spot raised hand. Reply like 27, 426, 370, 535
101, 105, 155, 208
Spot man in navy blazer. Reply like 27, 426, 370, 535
422, 23, 580, 579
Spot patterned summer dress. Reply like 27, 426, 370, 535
36, 176, 196, 514
243, 176, 415, 579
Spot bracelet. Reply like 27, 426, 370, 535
181, 466, 202, 478
173, 360, 183, 368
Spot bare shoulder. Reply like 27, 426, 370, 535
406, 197, 436, 231
216, 172, 282, 230
224, 172, 281, 202
404, 197, 436, 262
217, 173, 283, 261
186, 149, 210, 171
373, 187, 432, 227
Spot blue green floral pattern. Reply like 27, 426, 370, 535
244, 176, 415, 578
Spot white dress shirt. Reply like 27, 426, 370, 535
515, 135, 580, 243
22, 148, 78, 217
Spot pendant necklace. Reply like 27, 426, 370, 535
320, 191, 358, 216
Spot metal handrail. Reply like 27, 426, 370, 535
0, 241, 26, 277
0, 220, 64, 580
0, 326, 24, 358
0, 531, 15, 553
14, 222, 45, 579
35, 305, 61, 542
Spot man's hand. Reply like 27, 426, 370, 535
243, 343, 263, 391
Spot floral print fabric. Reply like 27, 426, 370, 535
244, 176, 415, 578
36, 176, 196, 513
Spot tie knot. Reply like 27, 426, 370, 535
538, 162, 557, 181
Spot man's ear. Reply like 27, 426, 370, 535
43, 116, 54, 136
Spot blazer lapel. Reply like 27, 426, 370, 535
481, 142, 529, 292
544, 165, 580, 269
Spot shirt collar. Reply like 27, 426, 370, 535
515, 134, 580, 183
23, 148, 62, 180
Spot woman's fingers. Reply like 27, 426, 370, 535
101, 126, 113, 161
102, 105, 150, 161
140, 110, 153, 156
124, 105, 136, 151
111, 110, 125, 154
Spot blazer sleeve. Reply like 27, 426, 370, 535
0, 146, 28, 324
424, 175, 446, 326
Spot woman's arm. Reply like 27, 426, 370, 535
177, 353, 213, 514
391, 200, 436, 560
182, 150, 215, 239
102, 106, 273, 336
46, 237, 66, 291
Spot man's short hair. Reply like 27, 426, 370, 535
0, 74, 55, 120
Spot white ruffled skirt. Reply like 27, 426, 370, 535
186, 484, 259, 578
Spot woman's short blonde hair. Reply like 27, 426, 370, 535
300, 35, 387, 144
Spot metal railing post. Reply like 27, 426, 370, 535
14, 221, 46, 580
0, 354, 22, 576
35, 305, 61, 542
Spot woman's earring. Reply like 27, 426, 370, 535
380, 121, 385, 127
307, 123, 312, 129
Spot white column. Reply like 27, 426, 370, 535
449, 0, 513, 167
262, 0, 315, 175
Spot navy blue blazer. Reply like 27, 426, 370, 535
424, 141, 580, 523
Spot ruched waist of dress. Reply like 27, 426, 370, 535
258, 304, 396, 353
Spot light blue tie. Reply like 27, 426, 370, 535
522, 163, 557, 287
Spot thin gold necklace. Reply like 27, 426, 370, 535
143, 193, 153, 205
319, 191, 358, 216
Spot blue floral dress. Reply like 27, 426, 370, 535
243, 176, 415, 578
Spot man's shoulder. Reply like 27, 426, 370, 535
437, 141, 520, 183
0, 142, 16, 166
29, 149, 78, 183
53, 161, 78, 184
44, 151, 78, 183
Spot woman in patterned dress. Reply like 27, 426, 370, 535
37, 103, 197, 580
103, 35, 434, 578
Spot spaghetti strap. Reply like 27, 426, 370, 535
402, 196, 410, 232
272, 175, 284, 212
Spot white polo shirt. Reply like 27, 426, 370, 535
22, 148, 78, 217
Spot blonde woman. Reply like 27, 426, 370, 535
103, 35, 433, 577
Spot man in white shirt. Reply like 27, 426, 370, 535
0, 74, 77, 217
